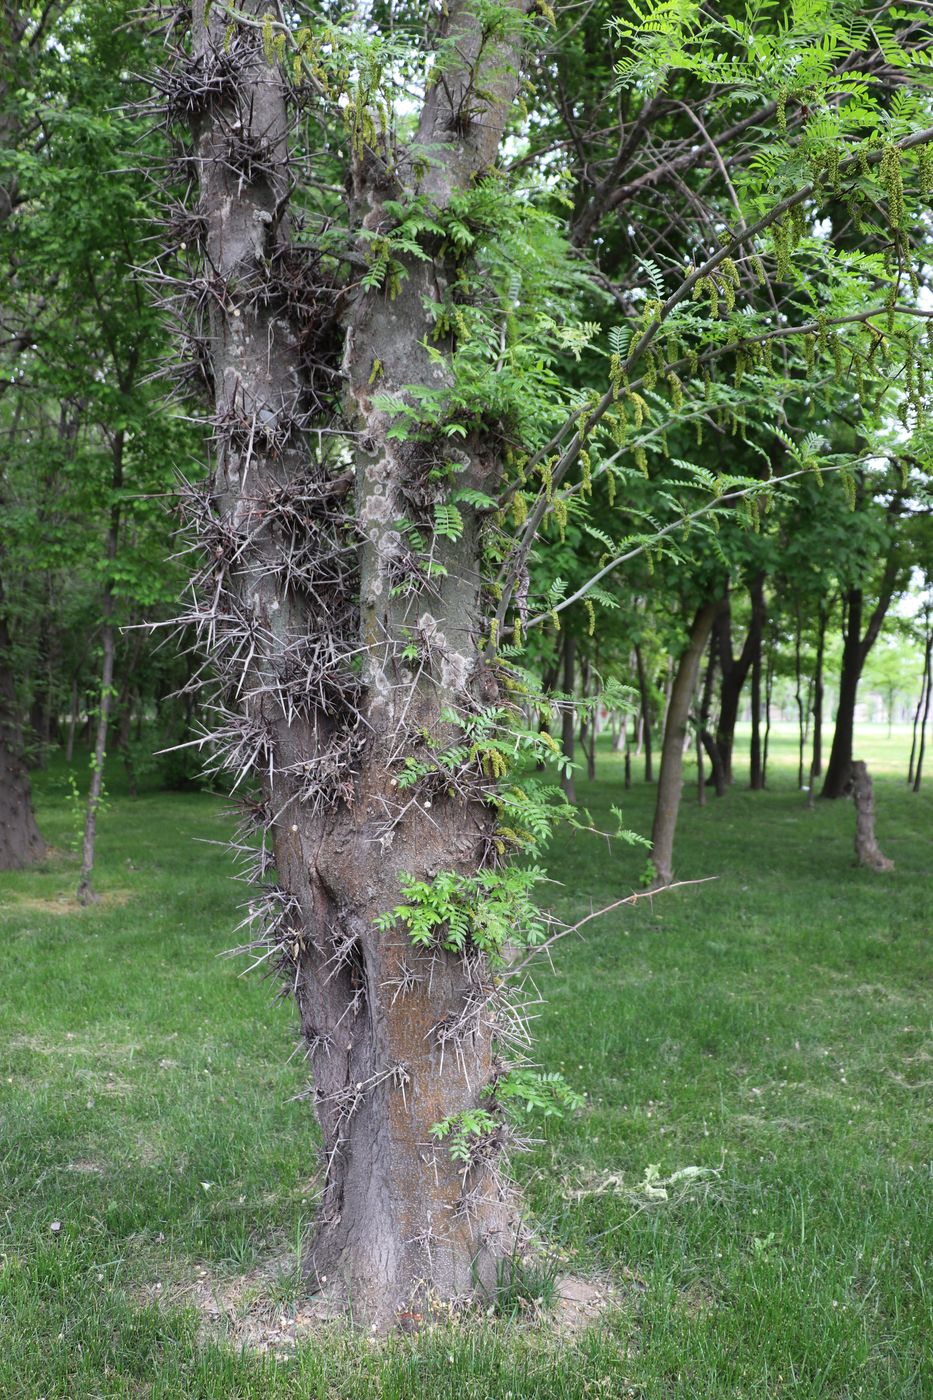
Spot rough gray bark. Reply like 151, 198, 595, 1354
650, 598, 720, 887
850, 761, 893, 872
167, 0, 530, 1330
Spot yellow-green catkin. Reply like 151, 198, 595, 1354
512, 490, 528, 528
881, 144, 905, 229
776, 86, 788, 135
585, 598, 596, 637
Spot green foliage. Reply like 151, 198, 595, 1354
374, 864, 548, 964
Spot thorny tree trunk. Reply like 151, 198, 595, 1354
850, 761, 893, 872
170, 0, 530, 1330
77, 434, 124, 904
912, 631, 932, 792
908, 627, 931, 787
634, 642, 653, 782
560, 630, 577, 802
650, 599, 720, 887
0, 576, 45, 869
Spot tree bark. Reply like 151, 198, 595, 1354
634, 642, 653, 782
811, 600, 827, 779
559, 630, 577, 803
696, 631, 717, 807
794, 603, 806, 788
908, 626, 931, 787
761, 623, 774, 789
748, 576, 765, 790
822, 565, 898, 798
65, 675, 79, 763
650, 599, 720, 886
912, 631, 932, 792
714, 575, 764, 785
173, 0, 531, 1329
0, 577, 45, 869
851, 761, 893, 871
77, 429, 125, 905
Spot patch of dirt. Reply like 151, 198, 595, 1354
0, 888, 133, 915
64, 1159, 107, 1175
145, 1256, 622, 1353
552, 1274, 621, 1336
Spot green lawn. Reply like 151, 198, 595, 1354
1, 724, 929, 1398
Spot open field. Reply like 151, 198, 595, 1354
1, 725, 930, 1398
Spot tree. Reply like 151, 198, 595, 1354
821, 490, 908, 798
142, 0, 933, 1328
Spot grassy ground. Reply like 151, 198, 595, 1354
0, 723, 929, 1398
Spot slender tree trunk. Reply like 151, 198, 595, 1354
166, 0, 532, 1328
714, 575, 764, 785
811, 602, 827, 779
560, 631, 577, 803
761, 622, 775, 789
794, 604, 806, 789
77, 432, 125, 904
0, 580, 45, 869
634, 643, 653, 782
913, 632, 932, 792
749, 600, 764, 790
65, 675, 79, 764
908, 628, 931, 786
696, 631, 717, 808
650, 599, 720, 886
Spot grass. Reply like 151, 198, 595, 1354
0, 723, 929, 1398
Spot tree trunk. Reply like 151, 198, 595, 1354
714, 575, 764, 785
578, 655, 597, 782
65, 675, 79, 764
912, 632, 932, 792
794, 604, 806, 789
650, 599, 720, 886
908, 628, 931, 786
823, 570, 897, 799
851, 761, 893, 871
77, 430, 125, 905
761, 625, 774, 789
0, 582, 45, 870
749, 578, 765, 790
634, 643, 653, 782
696, 631, 717, 808
169, 0, 530, 1329
811, 602, 827, 779
560, 631, 577, 803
